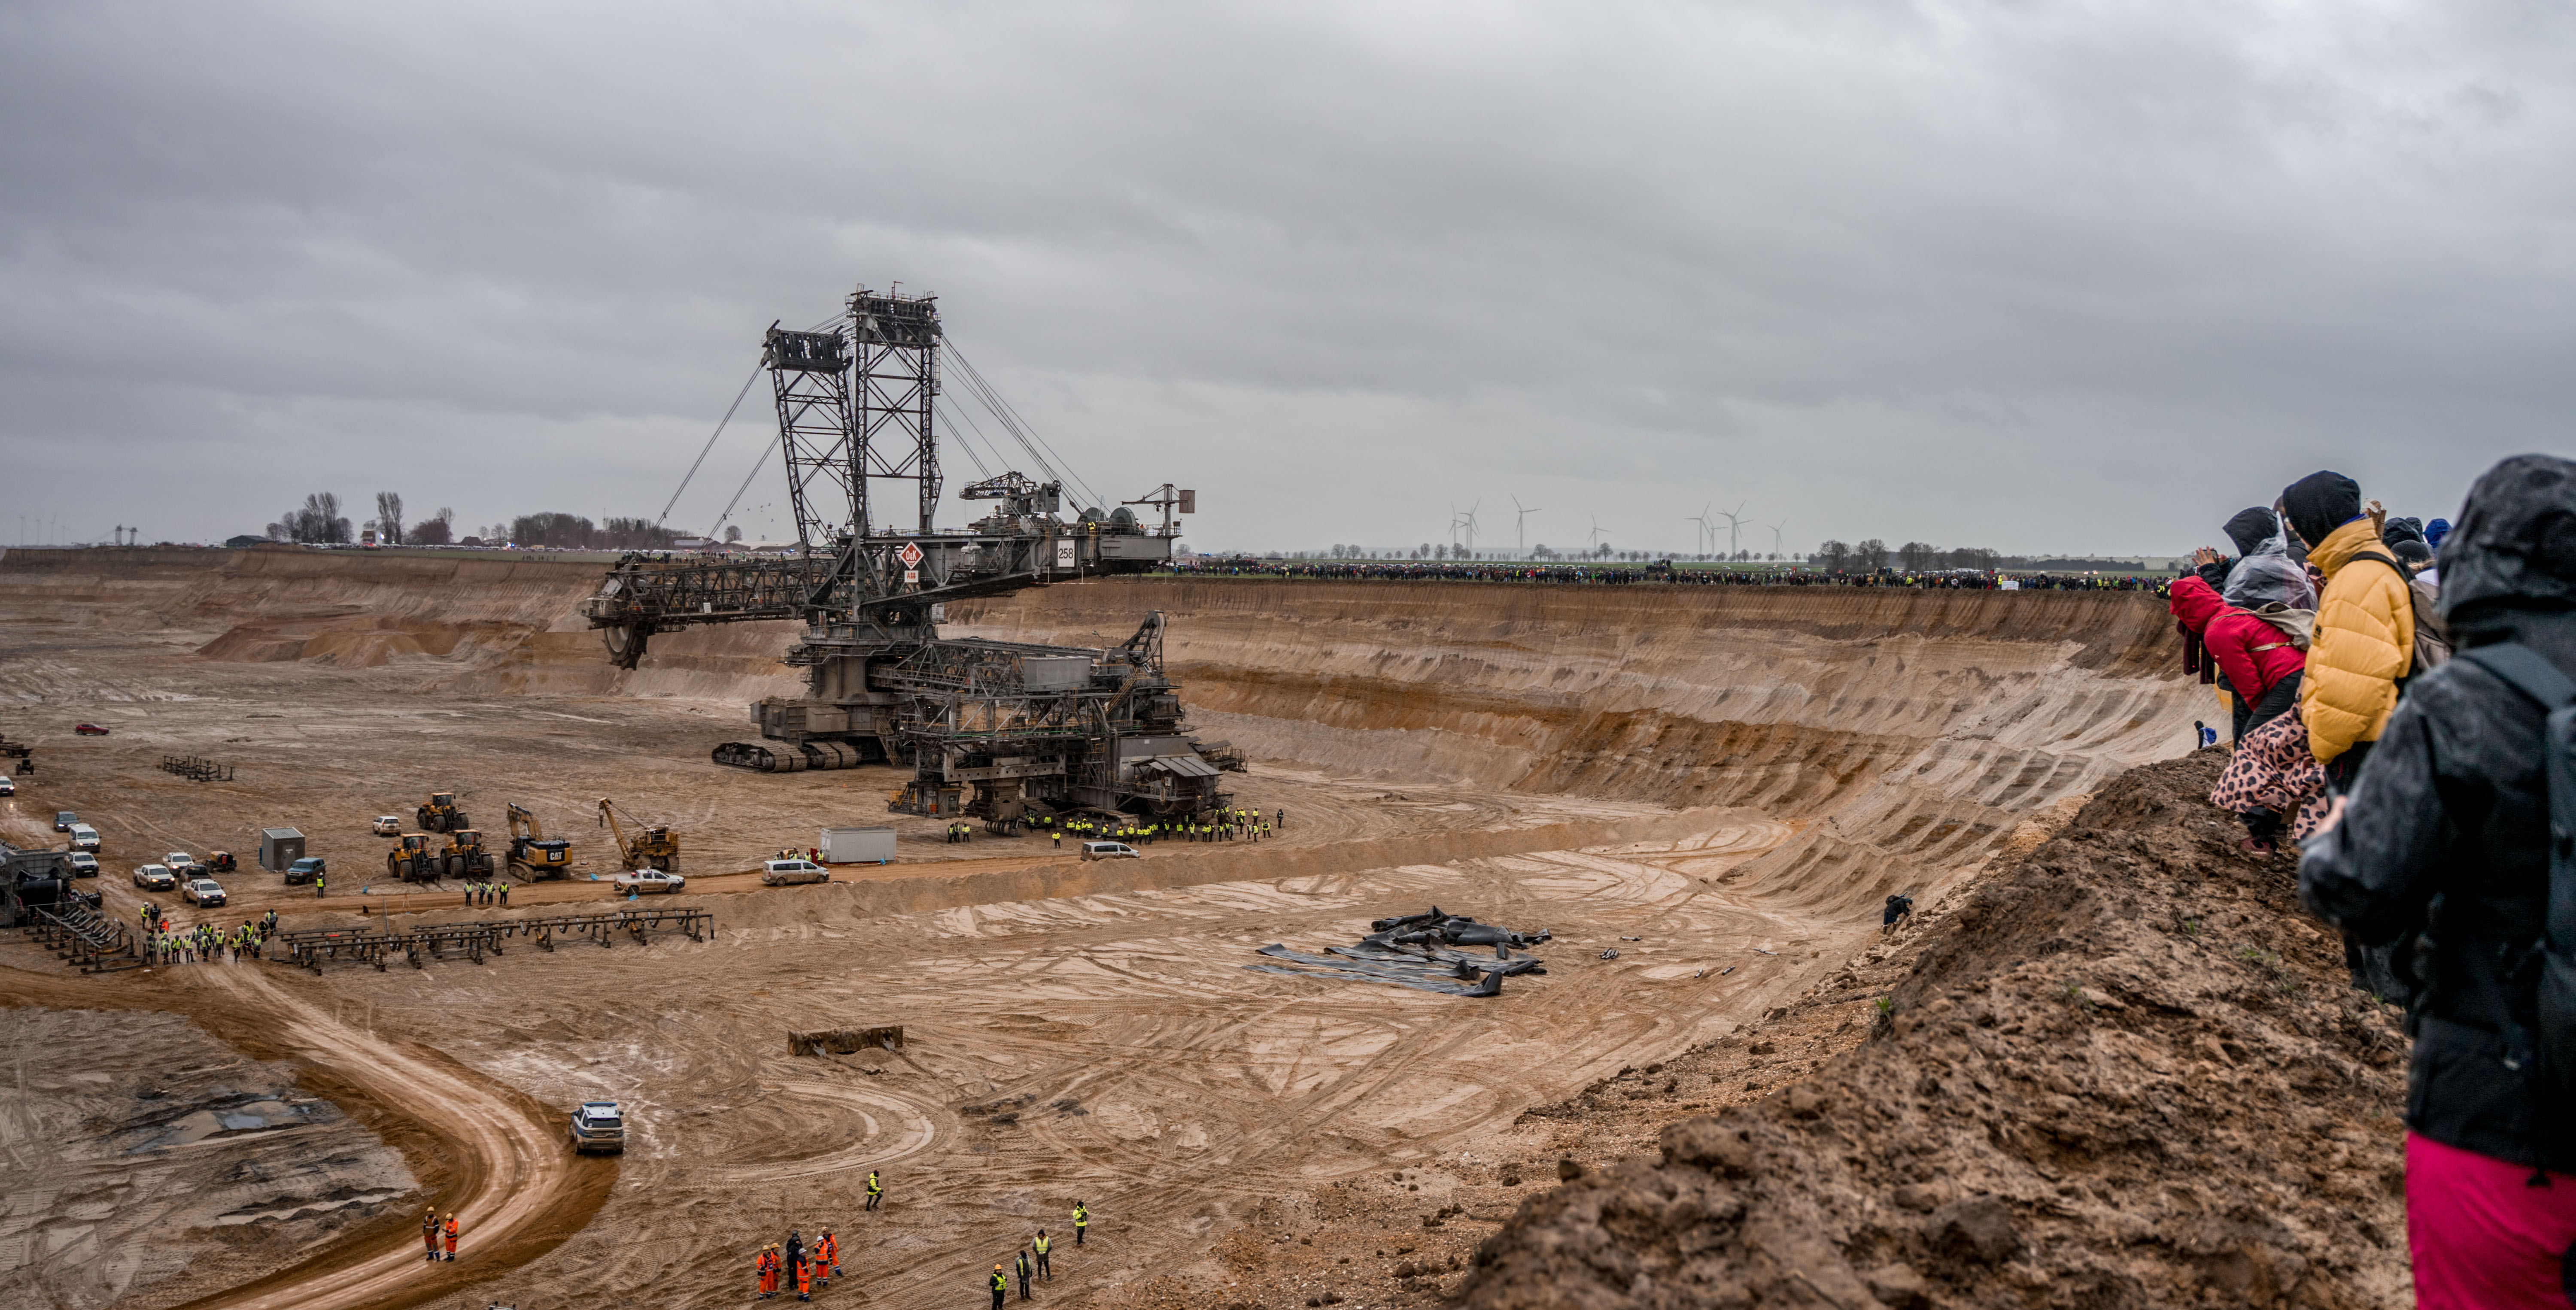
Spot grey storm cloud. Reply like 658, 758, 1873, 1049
3, 1, 2572, 555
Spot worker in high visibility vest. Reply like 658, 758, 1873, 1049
441, 1213, 459, 1261
816, 1229, 838, 1287
990, 1263, 1007, 1310
866, 1169, 883, 1210
1073, 1200, 1088, 1245
1033, 1229, 1052, 1279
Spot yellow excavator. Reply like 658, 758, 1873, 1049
506, 804, 573, 879
596, 798, 679, 872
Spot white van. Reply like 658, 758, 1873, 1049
1079, 841, 1140, 861
67, 823, 101, 852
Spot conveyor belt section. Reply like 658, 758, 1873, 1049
274, 907, 716, 973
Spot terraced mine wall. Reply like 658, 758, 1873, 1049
1, 550, 2199, 924
952, 577, 2199, 920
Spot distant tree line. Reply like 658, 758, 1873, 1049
1808, 540, 2004, 573
263, 491, 671, 549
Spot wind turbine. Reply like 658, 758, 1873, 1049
1686, 503, 1713, 558
1716, 500, 1748, 560
1588, 515, 1607, 547
1511, 495, 1541, 558
1452, 500, 1480, 555
1768, 519, 1787, 559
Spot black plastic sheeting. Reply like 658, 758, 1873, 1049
1247, 907, 1550, 998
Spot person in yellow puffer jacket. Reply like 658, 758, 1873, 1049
2281, 470, 2415, 782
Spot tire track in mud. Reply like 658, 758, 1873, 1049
165, 967, 611, 1310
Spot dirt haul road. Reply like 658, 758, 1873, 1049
0, 549, 2197, 1310
167, 966, 595, 1310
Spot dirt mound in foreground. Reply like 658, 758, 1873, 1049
1449, 751, 2410, 1309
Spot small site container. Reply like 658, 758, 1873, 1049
820, 826, 896, 865
260, 827, 306, 873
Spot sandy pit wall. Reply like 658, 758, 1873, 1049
0, 550, 2202, 925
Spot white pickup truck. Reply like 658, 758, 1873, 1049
610, 868, 687, 895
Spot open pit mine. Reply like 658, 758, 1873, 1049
0, 295, 2413, 1310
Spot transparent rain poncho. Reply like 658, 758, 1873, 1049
2224, 530, 2317, 613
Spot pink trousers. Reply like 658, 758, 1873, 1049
2406, 1132, 2576, 1308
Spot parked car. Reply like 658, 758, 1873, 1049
760, 858, 830, 886
1080, 841, 1141, 861
65, 852, 98, 877
182, 877, 225, 907
371, 816, 402, 836
164, 851, 201, 876
0, 775, 14, 795
610, 869, 686, 895
285, 857, 327, 885
73, 723, 109, 736
55, 811, 76, 832
67, 824, 100, 852
569, 1101, 626, 1154
133, 864, 176, 891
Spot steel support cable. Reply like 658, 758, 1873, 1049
710, 431, 782, 542
976, 364, 1107, 511
944, 341, 1108, 510
948, 397, 1016, 479
950, 387, 1054, 489
929, 397, 994, 478
941, 394, 1031, 482
658, 359, 765, 528
700, 313, 838, 542
943, 357, 1061, 487
951, 353, 1085, 503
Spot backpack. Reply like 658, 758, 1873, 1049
2348, 550, 2451, 683
2452, 643, 2576, 1106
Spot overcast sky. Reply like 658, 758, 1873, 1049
4, 1, 2570, 557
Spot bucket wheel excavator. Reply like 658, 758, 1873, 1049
583, 285, 1234, 823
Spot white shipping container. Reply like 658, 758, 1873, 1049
820, 826, 896, 865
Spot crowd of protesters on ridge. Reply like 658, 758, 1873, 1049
2160, 456, 2576, 1307
1164, 557, 2165, 591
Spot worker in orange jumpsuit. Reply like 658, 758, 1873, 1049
421, 1208, 439, 1261
816, 1229, 838, 1288
794, 1249, 812, 1302
442, 1213, 459, 1261
757, 1244, 779, 1299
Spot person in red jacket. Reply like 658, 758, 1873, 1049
2171, 553, 2309, 742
